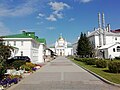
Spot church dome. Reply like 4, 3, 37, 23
58, 34, 64, 41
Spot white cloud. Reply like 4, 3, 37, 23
46, 14, 57, 21
37, 13, 45, 19
69, 18, 75, 22
37, 22, 44, 25
53, 11, 63, 19
81, 0, 92, 3
48, 2, 70, 12
46, 27, 56, 30
0, 0, 39, 17
46, 1, 70, 21
74, 0, 92, 3
0, 22, 12, 36
38, 13, 45, 17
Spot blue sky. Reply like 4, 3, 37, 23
0, 0, 120, 45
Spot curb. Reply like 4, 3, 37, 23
72, 60, 120, 88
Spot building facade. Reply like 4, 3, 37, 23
50, 35, 73, 56
1, 31, 46, 64
87, 13, 120, 59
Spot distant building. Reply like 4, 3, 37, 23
50, 34, 73, 56
1, 31, 46, 64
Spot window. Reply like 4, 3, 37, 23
14, 41, 16, 46
113, 48, 115, 52
21, 41, 23, 46
117, 46, 120, 52
21, 51, 23, 56
115, 37, 117, 40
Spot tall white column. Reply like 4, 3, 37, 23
102, 13, 106, 45
98, 12, 102, 46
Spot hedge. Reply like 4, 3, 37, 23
12, 60, 26, 69
108, 61, 120, 73
95, 60, 107, 68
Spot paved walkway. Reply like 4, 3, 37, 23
8, 56, 120, 90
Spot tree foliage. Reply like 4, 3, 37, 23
76, 32, 94, 57
0, 38, 14, 65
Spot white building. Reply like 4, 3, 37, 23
87, 13, 120, 59
1, 31, 46, 64
50, 35, 73, 56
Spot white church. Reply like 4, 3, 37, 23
87, 13, 120, 59
50, 34, 73, 56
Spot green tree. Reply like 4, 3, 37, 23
76, 32, 94, 57
83, 33, 93, 57
0, 38, 14, 66
77, 32, 84, 57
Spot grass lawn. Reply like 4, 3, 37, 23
69, 57, 120, 84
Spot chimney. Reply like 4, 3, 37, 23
102, 13, 105, 30
106, 26, 108, 32
108, 24, 111, 32
98, 12, 101, 29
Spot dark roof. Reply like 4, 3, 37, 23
111, 29, 120, 33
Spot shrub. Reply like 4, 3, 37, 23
12, 60, 26, 69
20, 65, 31, 71
0, 64, 6, 75
84, 58, 96, 65
95, 60, 107, 68
74, 57, 80, 61
108, 61, 120, 73
26, 62, 36, 69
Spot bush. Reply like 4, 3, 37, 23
95, 60, 107, 68
108, 61, 120, 73
74, 57, 96, 65
26, 62, 36, 69
12, 60, 26, 69
74, 57, 80, 61
0, 64, 6, 75
20, 65, 31, 71
84, 58, 96, 65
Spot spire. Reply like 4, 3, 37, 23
98, 12, 101, 28
60, 33, 62, 38
59, 33, 64, 40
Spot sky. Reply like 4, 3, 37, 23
0, 0, 120, 46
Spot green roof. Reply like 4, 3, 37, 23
37, 38, 46, 44
49, 46, 55, 48
67, 45, 73, 48
2, 34, 30, 38
1, 31, 46, 44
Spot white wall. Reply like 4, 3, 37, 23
108, 44, 120, 58
106, 36, 114, 45
45, 50, 51, 56
3, 38, 45, 64
38, 44, 44, 63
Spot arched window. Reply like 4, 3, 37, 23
117, 46, 120, 52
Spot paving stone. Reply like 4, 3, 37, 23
7, 56, 120, 90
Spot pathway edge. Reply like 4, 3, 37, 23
70, 59, 120, 88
